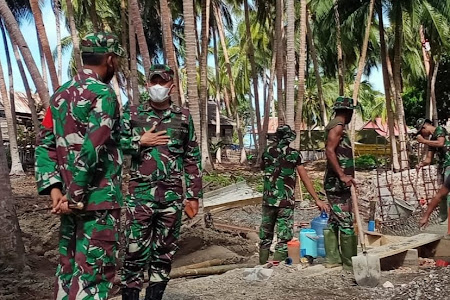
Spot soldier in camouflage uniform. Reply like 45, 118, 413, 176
323, 96, 357, 270
35, 32, 125, 300
120, 64, 202, 300
416, 118, 450, 224
259, 125, 329, 264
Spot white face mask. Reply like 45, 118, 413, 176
149, 84, 172, 103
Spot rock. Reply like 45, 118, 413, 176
383, 281, 394, 288
299, 201, 310, 208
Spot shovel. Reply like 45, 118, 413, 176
351, 185, 380, 287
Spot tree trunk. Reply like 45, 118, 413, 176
183, 0, 201, 135
0, 0, 50, 107
236, 111, 246, 164
378, 4, 400, 171
65, 0, 82, 71
30, 0, 60, 91
430, 60, 439, 125
306, 12, 327, 126
200, 0, 213, 170
128, 0, 152, 78
419, 25, 431, 119
88, 0, 101, 32
294, 0, 307, 149
159, 0, 181, 105
112, 76, 123, 111
1, 21, 17, 135
129, 13, 139, 104
244, 0, 262, 139
350, 0, 375, 142
36, 29, 48, 89
223, 87, 232, 117
213, 30, 221, 164
13, 43, 40, 134
284, 0, 295, 129
334, 0, 345, 95
214, 3, 237, 108
52, 0, 63, 82
0, 126, 24, 270
392, 5, 408, 169
0, 52, 24, 175
275, 0, 285, 125
268, 47, 277, 120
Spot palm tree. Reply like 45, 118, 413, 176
0, 0, 50, 107
159, 0, 180, 104
0, 126, 24, 270
0, 44, 25, 175
129, 11, 139, 104
52, 0, 63, 81
65, 0, 82, 70
334, 0, 345, 95
30, 0, 60, 90
0, 20, 16, 133
213, 29, 222, 163
183, 0, 201, 136
285, 0, 295, 129
294, 0, 307, 149
128, 0, 151, 78
275, 0, 284, 124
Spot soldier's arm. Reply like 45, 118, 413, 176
120, 103, 140, 156
35, 108, 63, 195
325, 125, 353, 184
418, 149, 434, 168
421, 136, 445, 148
183, 114, 203, 201
66, 90, 118, 204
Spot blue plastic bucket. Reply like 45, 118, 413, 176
299, 228, 318, 258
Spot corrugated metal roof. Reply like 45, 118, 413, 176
0, 91, 43, 116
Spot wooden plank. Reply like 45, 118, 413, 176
204, 196, 262, 212
364, 233, 443, 259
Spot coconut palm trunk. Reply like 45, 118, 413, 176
244, 0, 262, 139
30, 0, 59, 91
350, 0, 375, 142
334, 0, 345, 95
199, 0, 213, 169
0, 126, 24, 270
284, 0, 295, 129
182, 0, 201, 136
13, 43, 40, 134
0, 0, 50, 107
36, 30, 48, 89
306, 12, 327, 126
294, 0, 307, 149
213, 30, 221, 164
52, 0, 63, 81
88, 0, 101, 32
0, 52, 24, 175
65, 0, 82, 71
430, 60, 439, 125
275, 0, 285, 124
159, 0, 180, 105
378, 3, 400, 171
129, 13, 139, 104
128, 0, 151, 78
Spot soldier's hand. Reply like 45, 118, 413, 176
340, 175, 356, 187
185, 199, 199, 218
419, 214, 430, 229
417, 135, 426, 144
53, 195, 73, 215
140, 125, 170, 146
315, 199, 330, 213
50, 188, 63, 213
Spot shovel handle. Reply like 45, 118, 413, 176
351, 185, 366, 252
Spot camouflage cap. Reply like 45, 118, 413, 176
333, 96, 355, 110
415, 118, 432, 131
276, 124, 296, 142
80, 32, 125, 57
149, 64, 175, 81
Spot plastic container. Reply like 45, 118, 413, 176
311, 211, 329, 257
287, 239, 300, 264
299, 228, 318, 258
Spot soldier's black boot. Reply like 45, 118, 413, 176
144, 282, 168, 300
122, 287, 140, 300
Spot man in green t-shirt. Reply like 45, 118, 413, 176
416, 118, 450, 223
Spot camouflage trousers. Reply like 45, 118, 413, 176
121, 199, 182, 290
326, 190, 354, 235
437, 167, 450, 222
259, 205, 294, 254
54, 209, 120, 300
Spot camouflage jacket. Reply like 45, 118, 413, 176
120, 100, 202, 203
430, 126, 450, 170
35, 69, 123, 210
261, 140, 302, 208
324, 118, 355, 193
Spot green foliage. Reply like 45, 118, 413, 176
355, 154, 378, 170
203, 173, 245, 188
402, 86, 426, 126
300, 178, 323, 202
